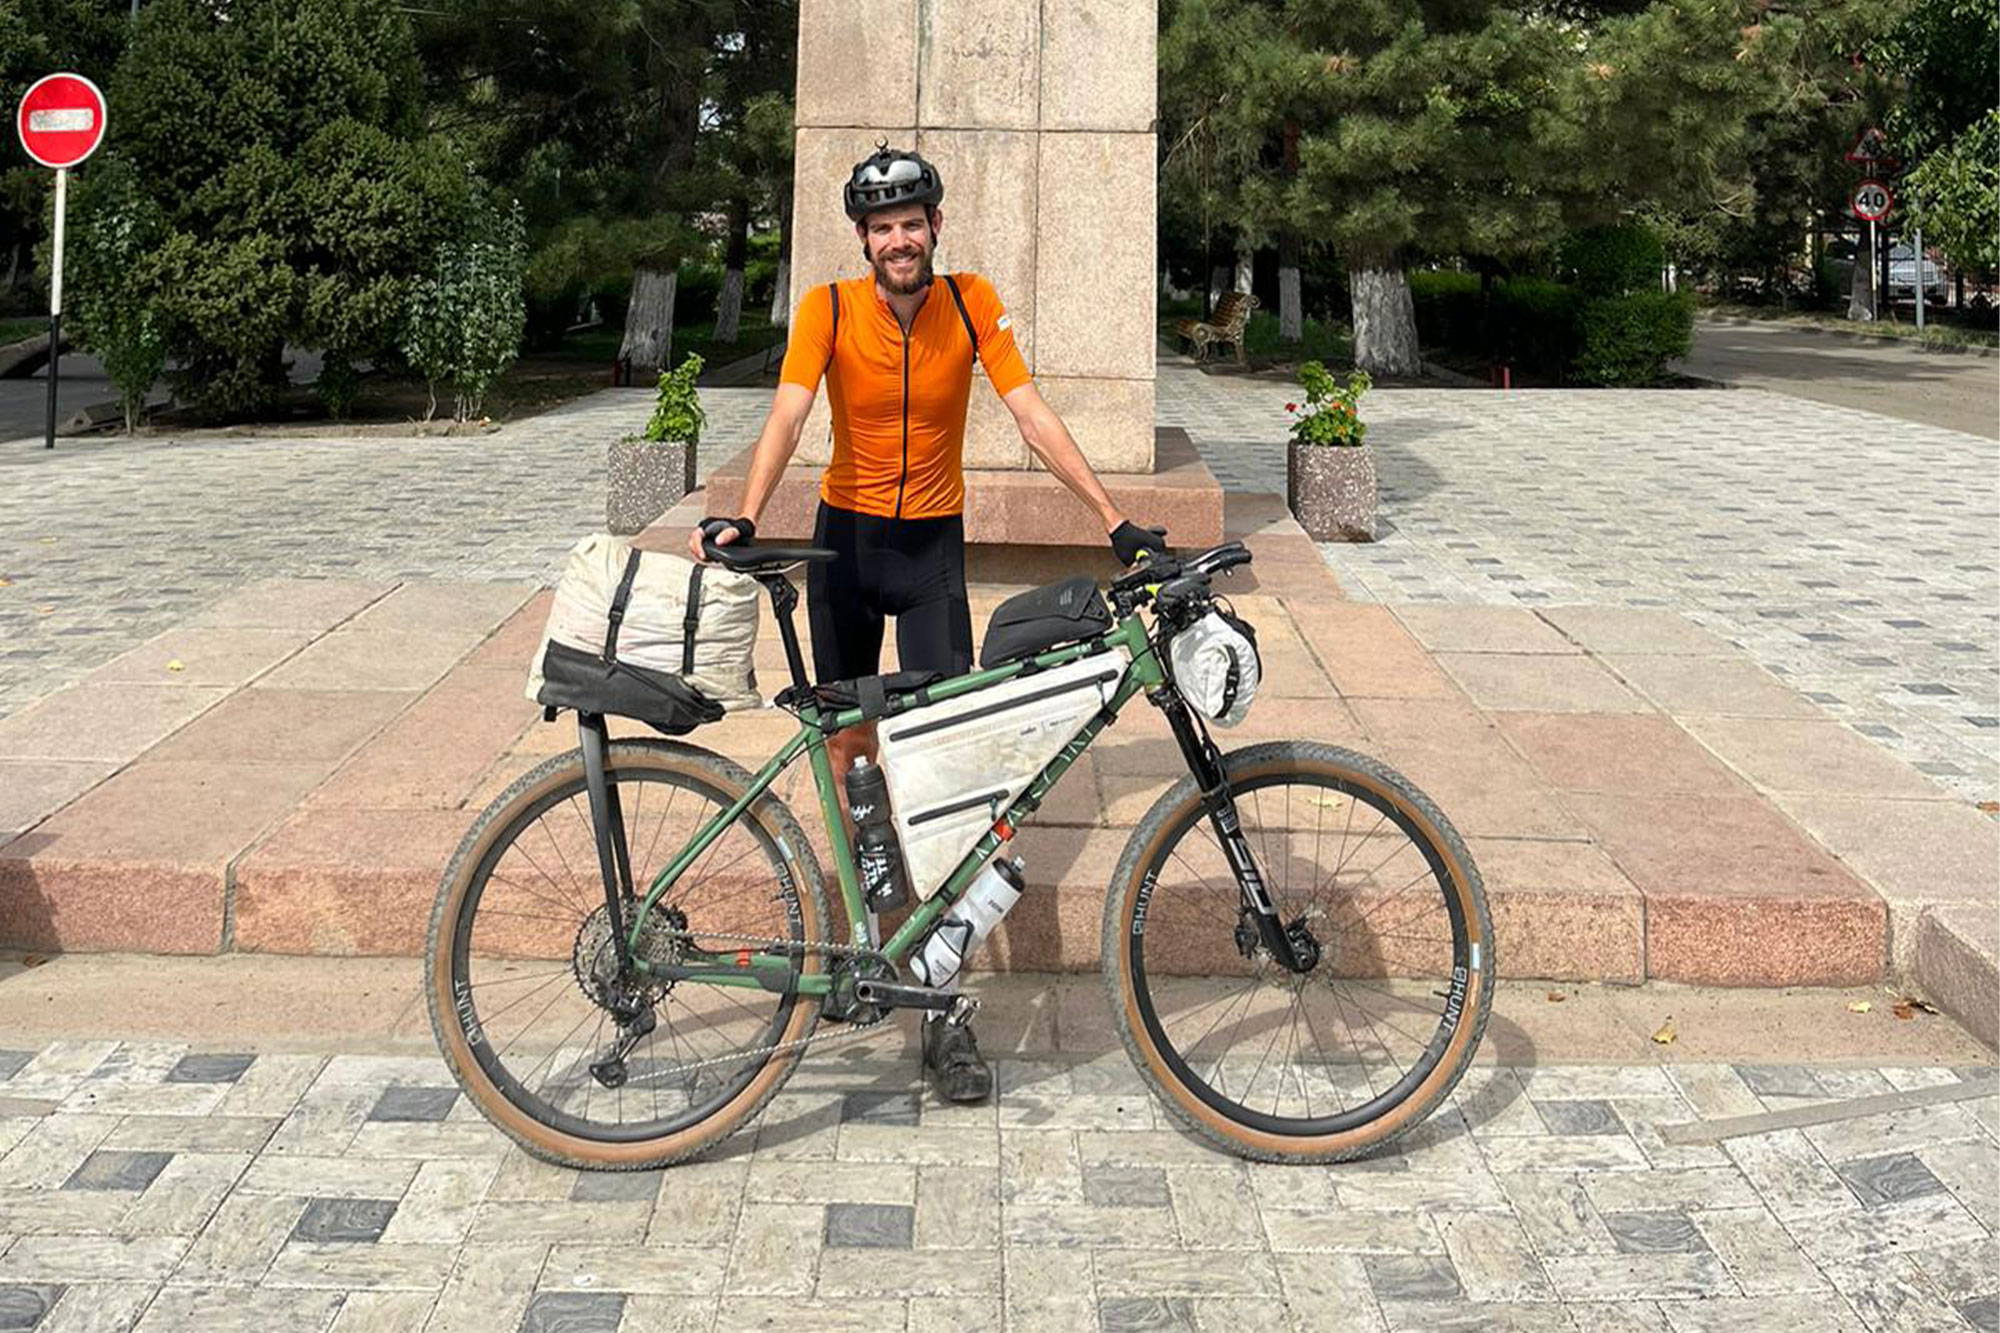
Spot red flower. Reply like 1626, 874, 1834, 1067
1285, 402, 1298, 412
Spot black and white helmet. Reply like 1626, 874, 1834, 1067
844, 143, 944, 221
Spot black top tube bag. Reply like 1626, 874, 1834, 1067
978, 576, 1113, 669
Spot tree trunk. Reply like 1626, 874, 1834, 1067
622, 267, 679, 373
1350, 263, 1421, 378
769, 184, 794, 327
1846, 234, 1875, 321
1207, 265, 1229, 319
714, 196, 750, 346
1233, 240, 1254, 295
1277, 233, 1302, 342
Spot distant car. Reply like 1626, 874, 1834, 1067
1886, 244, 1944, 298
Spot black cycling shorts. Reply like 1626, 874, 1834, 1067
807, 502, 974, 685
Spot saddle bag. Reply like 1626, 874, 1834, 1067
525, 534, 763, 733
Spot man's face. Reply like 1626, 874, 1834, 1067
859, 203, 938, 296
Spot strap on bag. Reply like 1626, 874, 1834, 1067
604, 548, 644, 662
681, 562, 705, 674
943, 274, 979, 361
858, 674, 888, 719
823, 282, 840, 377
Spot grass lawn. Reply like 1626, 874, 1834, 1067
555, 311, 788, 377
0, 316, 48, 345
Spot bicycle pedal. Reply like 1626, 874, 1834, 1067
946, 994, 981, 1027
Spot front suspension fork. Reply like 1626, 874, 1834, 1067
1152, 689, 1311, 974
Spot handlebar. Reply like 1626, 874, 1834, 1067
1109, 540, 1252, 616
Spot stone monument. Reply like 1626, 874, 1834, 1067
707, 0, 1222, 546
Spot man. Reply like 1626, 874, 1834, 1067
690, 144, 1163, 1104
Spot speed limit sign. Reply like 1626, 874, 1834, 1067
1851, 178, 1893, 223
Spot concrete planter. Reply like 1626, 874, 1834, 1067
607, 436, 696, 535
1287, 441, 1376, 542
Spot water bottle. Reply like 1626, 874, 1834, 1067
846, 756, 910, 913
911, 857, 1025, 989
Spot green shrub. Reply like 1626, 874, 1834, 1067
1573, 291, 1693, 386
1492, 278, 1582, 377
1559, 224, 1666, 297
65, 157, 168, 432
402, 198, 527, 421
1409, 270, 1482, 352
642, 353, 706, 444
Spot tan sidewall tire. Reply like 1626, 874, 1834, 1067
1103, 741, 1492, 1164
426, 738, 828, 1169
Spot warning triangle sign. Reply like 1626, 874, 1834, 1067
1845, 127, 1899, 168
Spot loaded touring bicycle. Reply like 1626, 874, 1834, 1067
428, 530, 1492, 1167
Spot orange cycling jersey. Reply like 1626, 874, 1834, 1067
779, 271, 1032, 519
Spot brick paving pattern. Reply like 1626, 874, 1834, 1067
0, 1038, 1992, 1330
8, 365, 1996, 802
1158, 362, 2000, 803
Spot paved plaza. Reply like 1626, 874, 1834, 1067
0, 968, 1994, 1333
1159, 362, 2000, 803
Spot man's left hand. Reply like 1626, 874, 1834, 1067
1110, 519, 1168, 567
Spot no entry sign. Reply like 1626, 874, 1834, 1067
1851, 178, 1894, 224
16, 73, 107, 170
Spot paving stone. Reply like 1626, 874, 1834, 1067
839, 1090, 919, 1126
0, 1286, 62, 1333
914, 1165, 996, 1251
1100, 1297, 1199, 1331
258, 1240, 456, 1291
541, 1245, 728, 1296
1833, 1152, 1946, 1207
823, 1202, 912, 1249
518, 1292, 625, 1333
568, 1170, 660, 1204
1789, 1193, 1989, 1266
1435, 1213, 1553, 1303
163, 1054, 256, 1085
1602, 1211, 1710, 1255
423, 1242, 544, 1333
1082, 1165, 1169, 1207
62, 1151, 171, 1193
1687, 1206, 1828, 1296
290, 1198, 396, 1243
1654, 1294, 1866, 1331
1362, 1254, 1463, 1302
1533, 1099, 1622, 1136
34, 1280, 158, 1333
367, 1086, 459, 1123
172, 1191, 308, 1286
0, 1237, 187, 1284
0, 1054, 37, 1082
1541, 1252, 1734, 1301
321, 1291, 440, 1333
131, 1286, 343, 1333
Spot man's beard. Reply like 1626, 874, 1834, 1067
869, 242, 934, 296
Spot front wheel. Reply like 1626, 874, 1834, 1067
1105, 741, 1492, 1163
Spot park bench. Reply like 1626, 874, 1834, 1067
1175, 291, 1258, 364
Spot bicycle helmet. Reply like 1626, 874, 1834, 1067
844, 142, 944, 221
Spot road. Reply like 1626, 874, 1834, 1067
1677, 317, 1998, 439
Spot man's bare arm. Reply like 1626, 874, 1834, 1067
688, 382, 817, 561
1000, 381, 1124, 532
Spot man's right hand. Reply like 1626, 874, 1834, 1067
688, 516, 756, 562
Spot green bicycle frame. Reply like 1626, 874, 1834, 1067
625, 611, 1169, 996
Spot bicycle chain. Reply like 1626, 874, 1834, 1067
611, 927, 899, 1085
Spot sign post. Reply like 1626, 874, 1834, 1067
1913, 226, 1926, 331
1850, 178, 1894, 323
15, 73, 108, 450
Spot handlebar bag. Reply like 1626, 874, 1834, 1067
978, 576, 1113, 668
1168, 608, 1261, 727
525, 533, 764, 731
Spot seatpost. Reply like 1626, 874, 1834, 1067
761, 574, 815, 695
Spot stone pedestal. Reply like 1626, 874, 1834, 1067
791, 0, 1159, 480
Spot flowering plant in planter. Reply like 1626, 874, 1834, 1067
1286, 360, 1372, 446
1284, 361, 1377, 541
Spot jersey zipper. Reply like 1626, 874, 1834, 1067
895, 326, 911, 518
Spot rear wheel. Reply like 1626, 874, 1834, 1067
427, 738, 828, 1168
1105, 741, 1492, 1163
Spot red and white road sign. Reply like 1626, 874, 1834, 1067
16, 73, 108, 170
1851, 178, 1893, 224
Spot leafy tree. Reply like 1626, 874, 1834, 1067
62, 156, 166, 430
1904, 109, 1999, 272
402, 198, 528, 422
103, 0, 492, 417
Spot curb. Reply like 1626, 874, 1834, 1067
1700, 313, 1999, 360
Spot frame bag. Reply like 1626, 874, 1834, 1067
526, 534, 763, 734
